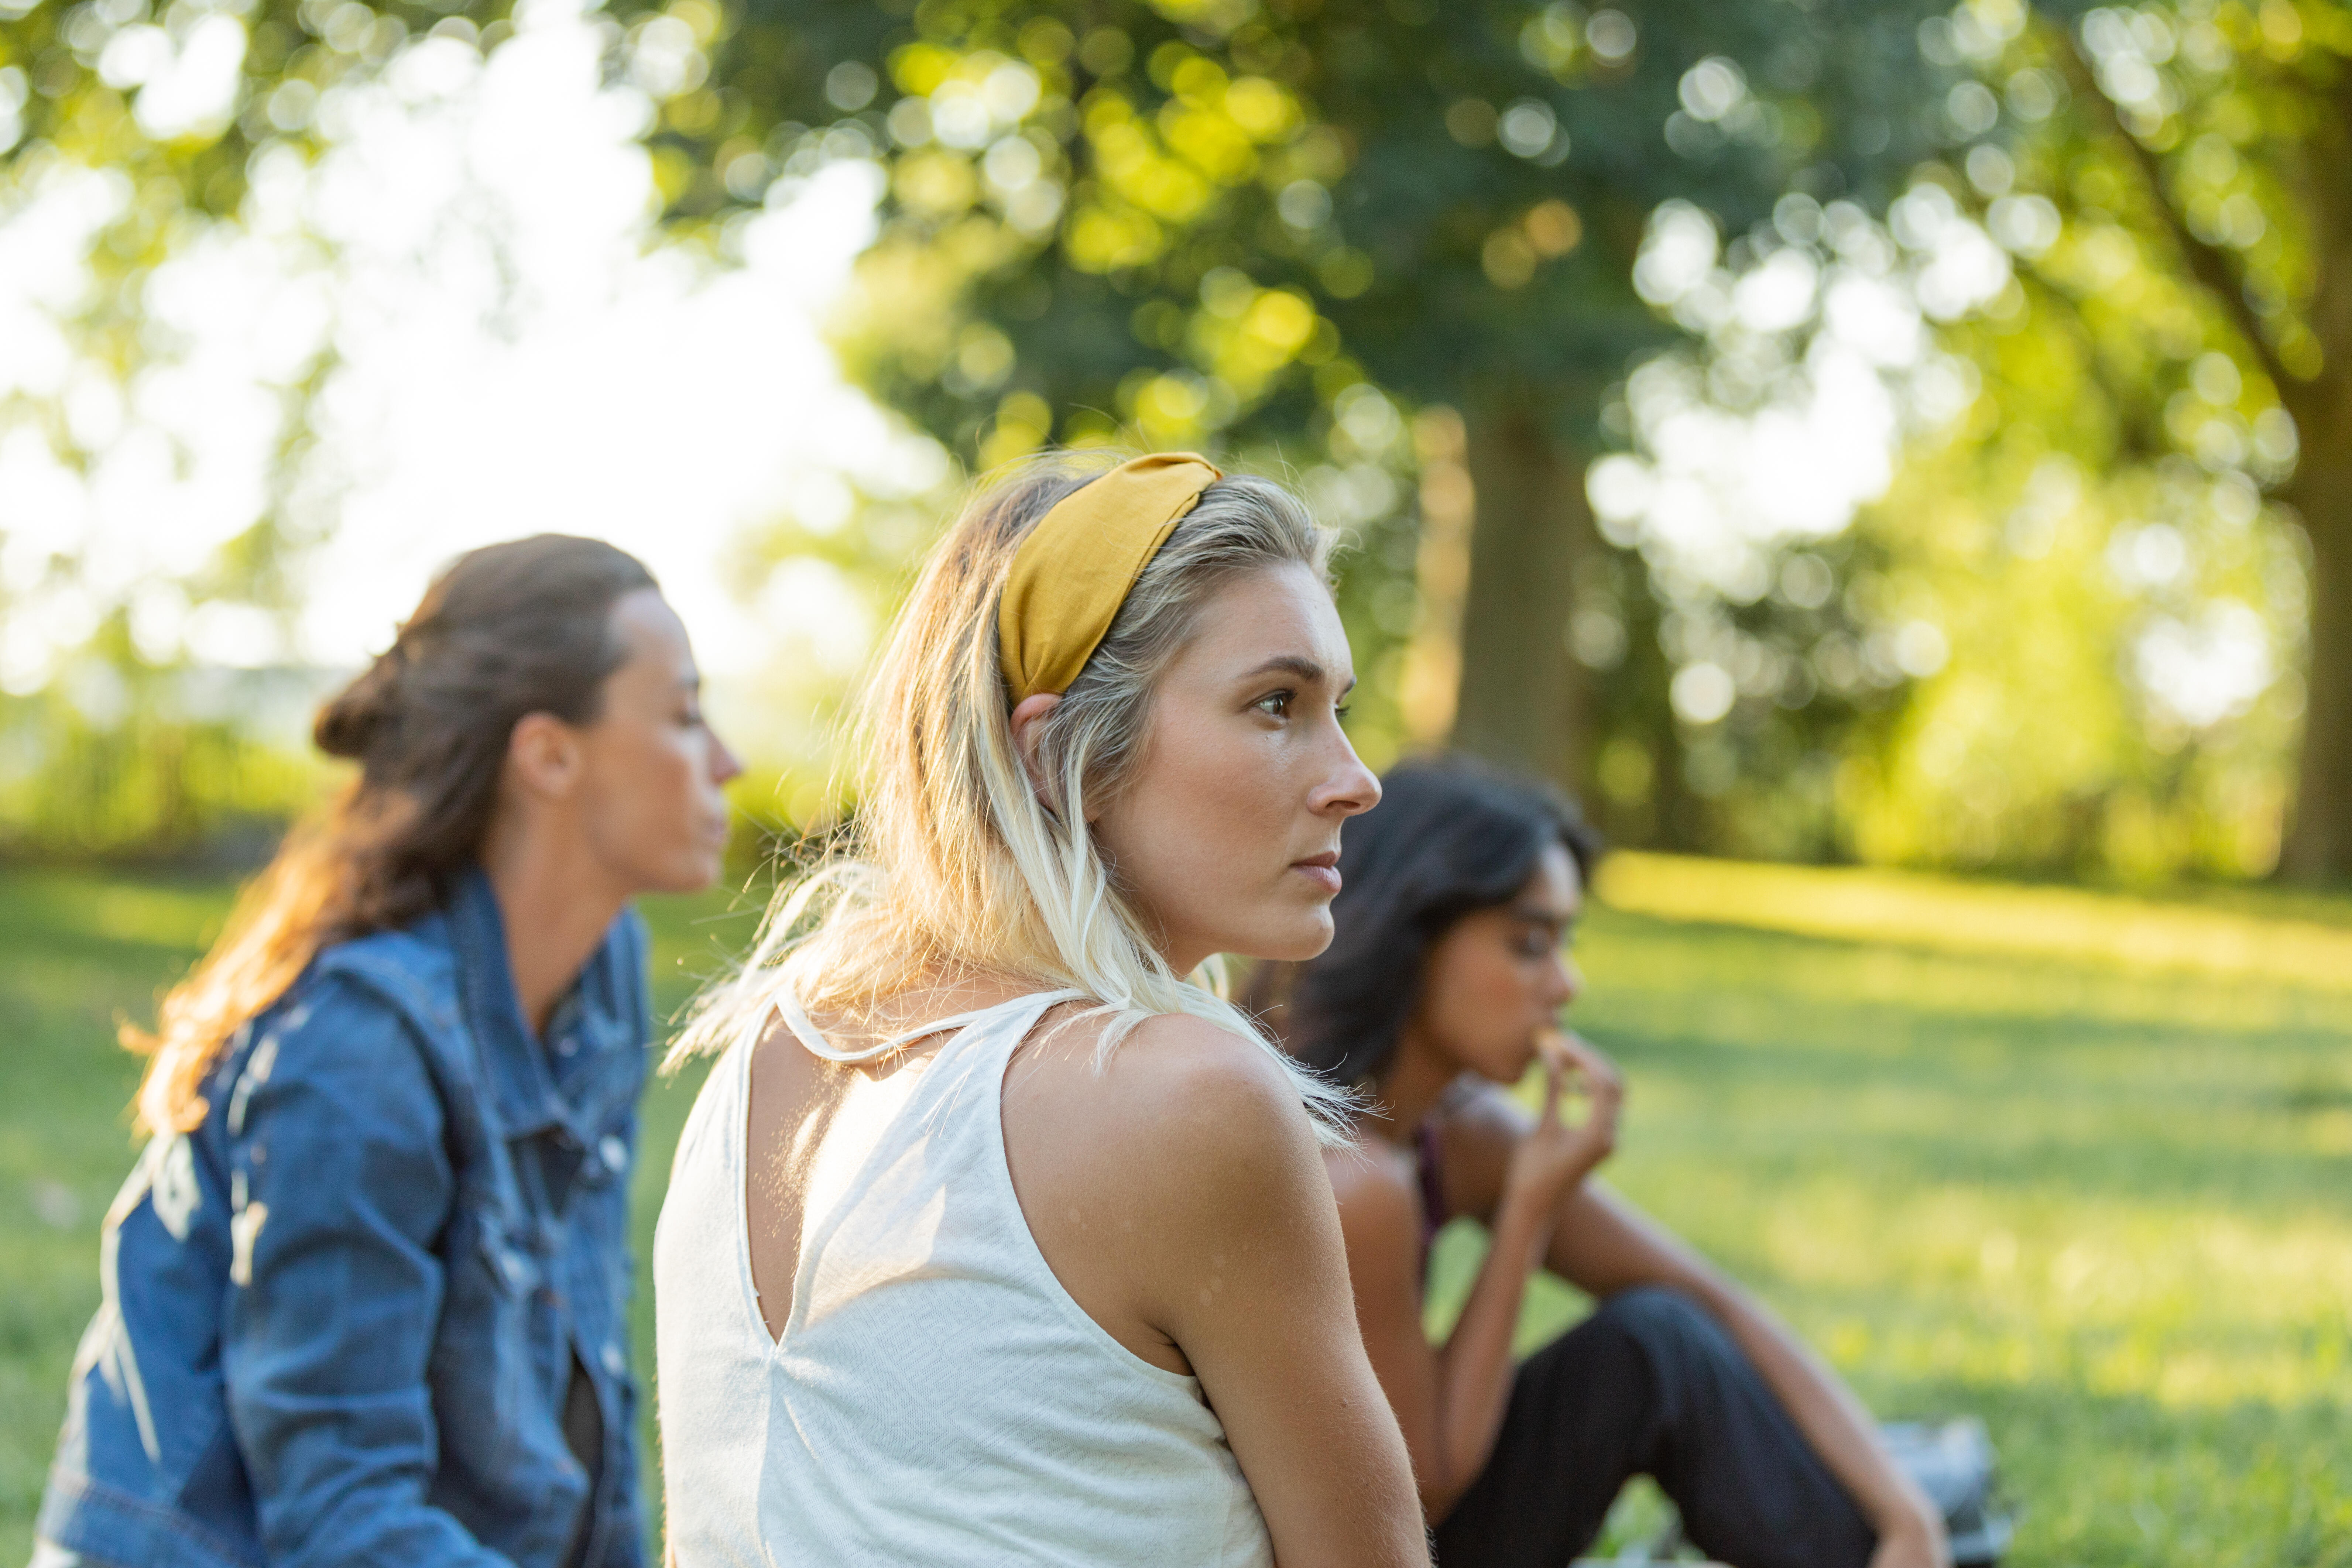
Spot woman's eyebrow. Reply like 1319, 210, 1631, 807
1235, 655, 1360, 696
1238, 654, 1327, 682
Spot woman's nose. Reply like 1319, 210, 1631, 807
1310, 731, 1381, 819
711, 731, 745, 786
1545, 952, 1580, 1007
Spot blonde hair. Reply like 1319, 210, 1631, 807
671, 452, 1354, 1138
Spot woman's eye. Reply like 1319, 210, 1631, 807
1253, 690, 1293, 718
1334, 703, 1353, 722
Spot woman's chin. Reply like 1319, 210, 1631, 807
1475, 1044, 1539, 1086
634, 843, 728, 896
1239, 911, 1336, 964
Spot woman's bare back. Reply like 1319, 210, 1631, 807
743, 978, 1195, 1371
736, 979, 1426, 1566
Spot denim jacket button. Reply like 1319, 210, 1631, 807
600, 1341, 626, 1377
599, 1136, 628, 1175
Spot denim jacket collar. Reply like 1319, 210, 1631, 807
446, 864, 637, 1148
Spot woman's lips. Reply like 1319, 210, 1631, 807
1290, 854, 1341, 895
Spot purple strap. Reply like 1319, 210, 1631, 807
1414, 1119, 1447, 1284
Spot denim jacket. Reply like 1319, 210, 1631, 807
37, 866, 652, 1568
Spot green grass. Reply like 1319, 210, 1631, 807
5, 861, 2350, 1562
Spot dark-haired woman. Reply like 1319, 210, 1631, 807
1264, 759, 1949, 1568
34, 536, 740, 1568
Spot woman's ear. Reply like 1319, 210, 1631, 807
506, 711, 584, 801
1008, 693, 1062, 800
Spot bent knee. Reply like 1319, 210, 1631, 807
1592, 1285, 1727, 1356
1587, 1285, 1761, 1416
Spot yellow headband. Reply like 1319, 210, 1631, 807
997, 452, 1223, 702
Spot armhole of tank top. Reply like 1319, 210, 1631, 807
734, 988, 1075, 1360
726, 1018, 786, 1356
986, 998, 1207, 1394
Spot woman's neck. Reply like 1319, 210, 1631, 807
1364, 1024, 1460, 1149
479, 819, 629, 1038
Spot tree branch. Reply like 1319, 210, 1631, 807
2293, 61, 2352, 419
2020, 268, 2167, 460
2040, 13, 2303, 399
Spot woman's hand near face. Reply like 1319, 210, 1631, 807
1500, 1031, 1621, 1215
1431, 1082, 1951, 1568
1324, 1031, 1620, 1524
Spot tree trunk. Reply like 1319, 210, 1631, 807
2275, 63, 2352, 882
2280, 449, 2352, 882
1450, 399, 1602, 793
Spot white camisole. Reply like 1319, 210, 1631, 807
652, 989, 1276, 1567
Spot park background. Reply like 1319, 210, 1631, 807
4, 0, 2352, 1559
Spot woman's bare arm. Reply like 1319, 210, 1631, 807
1439, 1083, 1948, 1566
1328, 1143, 1542, 1524
1330, 1040, 1617, 1524
1007, 1013, 1429, 1568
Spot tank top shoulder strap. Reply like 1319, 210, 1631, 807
774, 984, 1086, 1065
1413, 1118, 1448, 1284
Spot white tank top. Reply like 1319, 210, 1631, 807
652, 989, 1276, 1567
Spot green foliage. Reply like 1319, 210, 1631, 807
1807, 0, 2345, 878
0, 617, 323, 861
736, 0, 1960, 444
0, 690, 318, 858
0, 0, 524, 207
7, 0, 2350, 877
7, 859, 2352, 1561
709, 0, 1998, 854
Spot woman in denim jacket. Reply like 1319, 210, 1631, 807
34, 535, 741, 1568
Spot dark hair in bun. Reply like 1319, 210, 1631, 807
128, 533, 658, 1135
313, 646, 407, 761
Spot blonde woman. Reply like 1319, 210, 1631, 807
654, 453, 1429, 1566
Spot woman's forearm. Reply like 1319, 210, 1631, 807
1425, 1187, 1552, 1518
1695, 1281, 1942, 1546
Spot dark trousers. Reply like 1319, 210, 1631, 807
1432, 1286, 1879, 1568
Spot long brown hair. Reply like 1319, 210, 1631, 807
128, 535, 658, 1136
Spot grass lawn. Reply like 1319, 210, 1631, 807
4, 856, 2350, 1563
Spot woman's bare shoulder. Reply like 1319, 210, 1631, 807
1011, 1009, 1324, 1215
1321, 1135, 1422, 1296
1323, 1130, 1416, 1214
1002, 1008, 1345, 1365
1430, 1077, 1530, 1221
